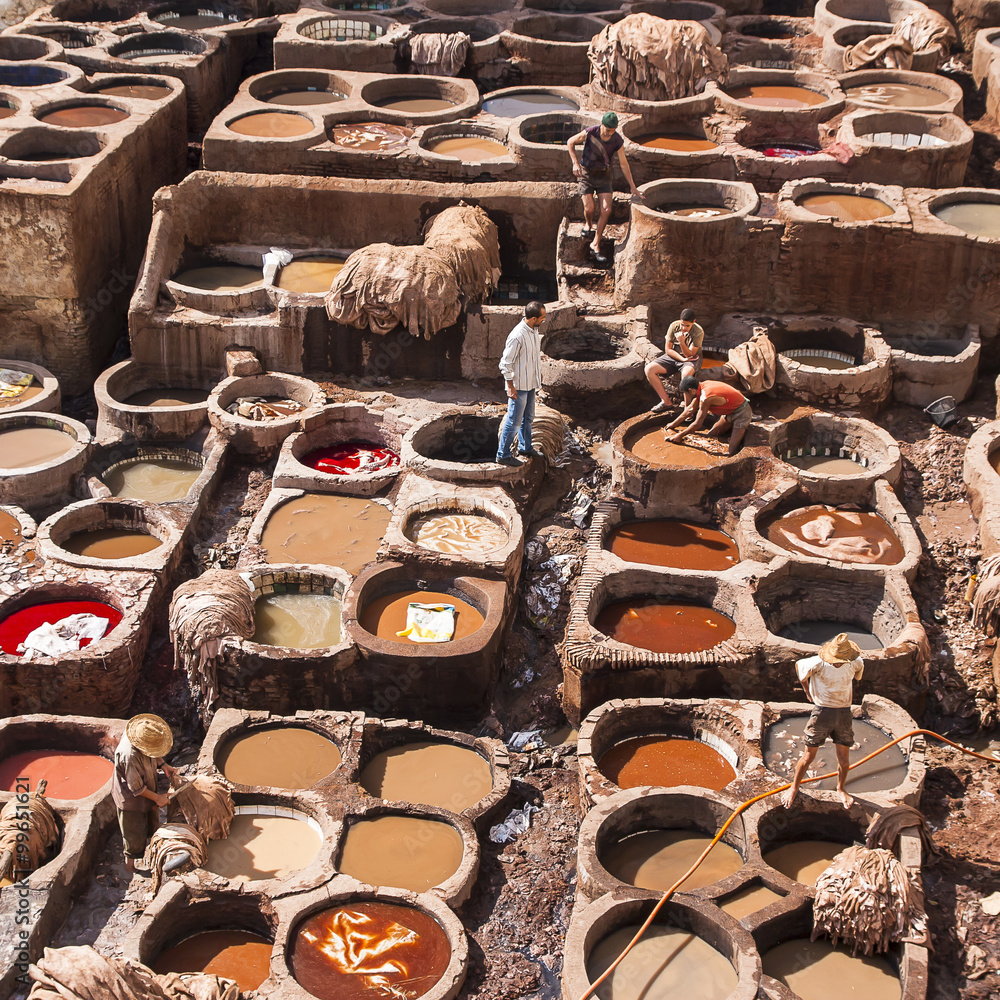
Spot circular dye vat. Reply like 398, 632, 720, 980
253, 591, 342, 649
602, 830, 743, 891
360, 589, 484, 644
157, 12, 235, 27
762, 938, 900, 1000
261, 494, 389, 574
766, 506, 903, 565
0, 383, 42, 409
303, 441, 400, 475
588, 924, 738, 1000
764, 715, 907, 793
38, 105, 128, 127
227, 111, 313, 137
0, 599, 122, 656
278, 255, 349, 293
595, 599, 736, 654
933, 202, 1000, 239
290, 901, 451, 1000
784, 453, 864, 476
764, 840, 847, 885
407, 512, 507, 556
338, 815, 464, 892
482, 91, 578, 117
124, 387, 209, 407
218, 726, 342, 788
752, 142, 821, 158
720, 883, 784, 919
0, 510, 22, 544
844, 82, 943, 108
428, 135, 507, 161
798, 192, 893, 222
607, 519, 737, 571
636, 133, 718, 152
93, 82, 172, 100
781, 349, 856, 370
152, 930, 272, 992
727, 84, 827, 107
0, 749, 112, 798
627, 430, 725, 468
103, 457, 201, 502
654, 204, 732, 218
361, 741, 492, 811
331, 122, 413, 150
599, 736, 736, 791
205, 808, 322, 881
777, 621, 882, 649
265, 89, 346, 106
375, 96, 456, 112
172, 265, 263, 290
60, 528, 161, 560
0, 426, 75, 469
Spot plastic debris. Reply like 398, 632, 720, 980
489, 803, 540, 844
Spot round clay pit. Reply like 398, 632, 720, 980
0, 412, 92, 516
421, 0, 512, 13
925, 187, 1000, 241
881, 321, 981, 407
16, 25, 101, 50
410, 16, 501, 44
962, 419, 1000, 543
480, 85, 581, 118
294, 13, 395, 51
512, 112, 599, 173
85, 74, 179, 101
839, 68, 963, 115
0, 34, 62, 61
47, 0, 139, 21
503, 14, 605, 83
716, 68, 843, 123
148, 4, 248, 30
621, 115, 731, 180
274, 402, 404, 495
828, 19, 942, 73
781, 178, 905, 224
730, 120, 837, 183
418, 122, 512, 170
224, 108, 322, 142
358, 74, 480, 123
0, 62, 75, 88
107, 31, 208, 61
0, 358, 60, 415
246, 69, 352, 107
726, 13, 813, 40
507, 13, 606, 43
813, 0, 923, 36
634, 177, 760, 223
0, 126, 104, 161
88, 441, 207, 505
627, 0, 725, 43
37, 497, 182, 572
32, 98, 130, 129
540, 318, 645, 401
208, 373, 326, 458
165, 247, 268, 313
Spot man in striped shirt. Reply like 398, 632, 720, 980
496, 301, 547, 466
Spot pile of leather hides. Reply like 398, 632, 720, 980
409, 31, 470, 75
167, 775, 234, 842
326, 204, 500, 339
0, 788, 59, 879
843, 7, 956, 70
145, 823, 207, 894
588, 14, 728, 100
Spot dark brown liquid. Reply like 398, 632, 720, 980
595, 600, 736, 653
376, 97, 455, 112
0, 510, 21, 544
608, 519, 738, 571
360, 589, 484, 643
219, 726, 341, 788
766, 506, 903, 565
0, 106, 14, 120
727, 84, 827, 107
602, 830, 742, 891
637, 133, 718, 152
39, 105, 128, 127
124, 387, 208, 407
627, 429, 725, 467
599, 736, 736, 791
762, 938, 901, 1000
290, 901, 451, 1000
152, 930, 272, 992
61, 528, 161, 559
93, 83, 172, 100
228, 111, 313, 137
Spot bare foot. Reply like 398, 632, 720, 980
782, 787, 798, 809
837, 790, 853, 808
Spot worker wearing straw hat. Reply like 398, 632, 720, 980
783, 633, 865, 809
111, 714, 177, 874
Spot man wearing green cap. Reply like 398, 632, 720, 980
567, 112, 639, 265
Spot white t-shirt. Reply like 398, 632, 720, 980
796, 655, 864, 709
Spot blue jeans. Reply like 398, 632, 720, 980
496, 389, 535, 460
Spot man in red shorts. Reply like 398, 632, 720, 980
664, 376, 752, 455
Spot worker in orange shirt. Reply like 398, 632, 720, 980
664, 376, 752, 455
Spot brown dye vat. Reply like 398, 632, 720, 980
764, 715, 907, 792
61, 527, 161, 559
228, 111, 313, 137
934, 202, 1000, 239
338, 815, 464, 891
205, 813, 321, 881
720, 883, 784, 919
727, 84, 827, 107
278, 256, 348, 292
428, 135, 507, 161
637, 133, 718, 152
260, 494, 389, 575
408, 513, 507, 556
253, 592, 342, 648
599, 736, 737, 791
152, 930, 272, 992
94, 83, 172, 99
785, 454, 864, 475
766, 506, 903, 565
266, 89, 345, 106
798, 193, 893, 221
361, 741, 493, 811
607, 519, 738, 571
124, 388, 208, 407
0, 426, 74, 468
0, 509, 22, 543
0, 105, 14, 120
783, 352, 856, 370
375, 97, 456, 112
588, 925, 738, 1000
701, 350, 729, 364
290, 901, 451, 1000
0, 749, 112, 798
602, 830, 742, 891
656, 205, 731, 218
0, 384, 42, 409
219, 726, 342, 788
104, 458, 200, 502
172, 264, 262, 290
594, 600, 736, 654
764, 840, 848, 885
762, 938, 901, 1000
360, 589, 484, 643
844, 82, 943, 108
628, 429, 724, 468
39, 105, 128, 127
332, 122, 413, 150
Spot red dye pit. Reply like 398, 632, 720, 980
0, 600, 122, 656
303, 442, 400, 475
0, 749, 113, 798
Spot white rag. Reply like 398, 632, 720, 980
395, 603, 456, 643
17, 613, 109, 660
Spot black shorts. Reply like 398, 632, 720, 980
652, 354, 703, 373
579, 169, 613, 196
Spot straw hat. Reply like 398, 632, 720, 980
125, 714, 174, 758
819, 632, 862, 665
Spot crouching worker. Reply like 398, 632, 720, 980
665, 376, 751, 455
112, 713, 177, 874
